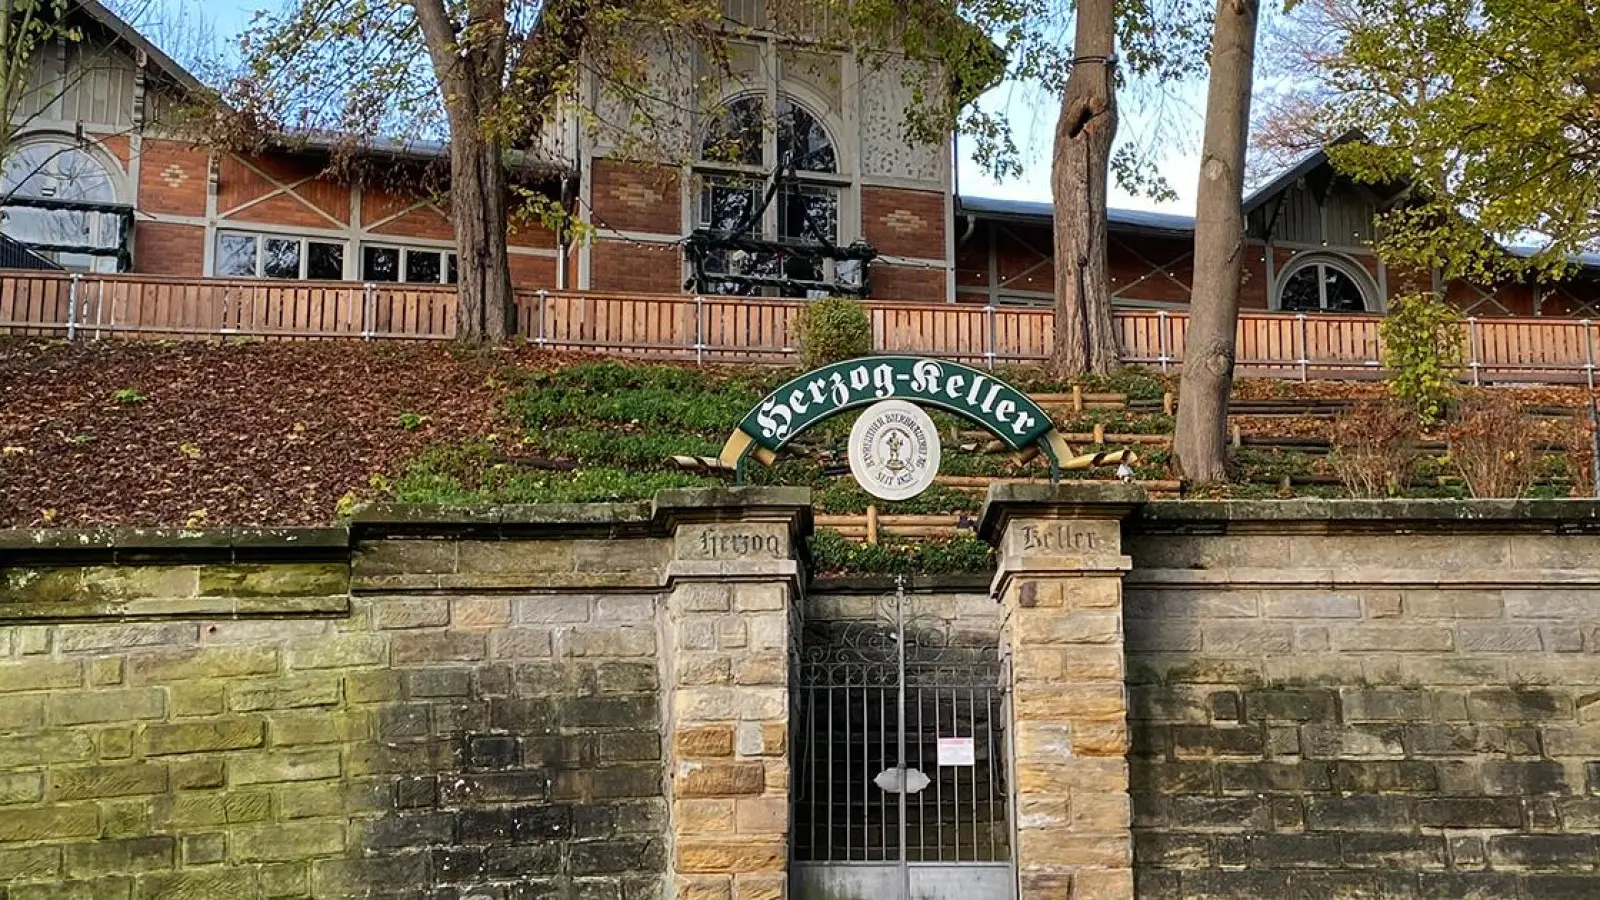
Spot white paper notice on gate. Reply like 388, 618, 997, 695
937, 737, 975, 766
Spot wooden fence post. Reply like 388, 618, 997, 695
536, 289, 549, 349
361, 283, 375, 340
1467, 317, 1481, 386
694, 295, 705, 365
1157, 310, 1170, 372
1296, 313, 1309, 382
985, 304, 997, 369
1585, 319, 1595, 391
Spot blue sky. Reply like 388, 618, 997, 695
170, 0, 1214, 216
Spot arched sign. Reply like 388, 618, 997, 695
719, 356, 1074, 480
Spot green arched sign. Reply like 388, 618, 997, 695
719, 356, 1073, 477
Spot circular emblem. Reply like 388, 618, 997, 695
848, 399, 941, 501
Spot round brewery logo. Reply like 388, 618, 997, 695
848, 399, 941, 501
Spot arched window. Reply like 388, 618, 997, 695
0, 137, 128, 272
691, 93, 858, 298
1276, 254, 1376, 313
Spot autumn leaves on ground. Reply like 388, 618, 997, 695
3, 338, 1598, 529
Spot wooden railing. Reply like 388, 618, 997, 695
4, 269, 1599, 385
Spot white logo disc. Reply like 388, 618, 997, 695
848, 399, 941, 501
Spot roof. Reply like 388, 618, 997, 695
956, 195, 1195, 236
76, 0, 206, 96
0, 234, 63, 271
1240, 129, 1369, 214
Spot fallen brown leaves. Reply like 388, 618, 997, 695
0, 339, 588, 528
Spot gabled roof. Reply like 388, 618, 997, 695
1241, 129, 1369, 214
75, 0, 206, 96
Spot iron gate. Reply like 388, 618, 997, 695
791, 580, 1014, 900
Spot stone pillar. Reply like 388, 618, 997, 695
657, 489, 811, 900
978, 483, 1145, 900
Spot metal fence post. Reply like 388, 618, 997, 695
1157, 310, 1170, 372
361, 283, 375, 340
1585, 319, 1595, 391
1467, 317, 1481, 386
66, 273, 81, 342
535, 289, 549, 349
94, 278, 106, 339
694, 294, 705, 365
1296, 313, 1309, 382
984, 304, 997, 370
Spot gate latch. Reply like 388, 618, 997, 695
873, 767, 930, 794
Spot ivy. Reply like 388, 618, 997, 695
1380, 292, 1463, 426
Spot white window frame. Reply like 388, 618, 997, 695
214, 230, 348, 281
358, 242, 459, 285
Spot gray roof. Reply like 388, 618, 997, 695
956, 195, 1195, 236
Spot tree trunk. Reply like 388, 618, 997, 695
451, 132, 514, 344
1049, 0, 1120, 378
412, 0, 515, 345
1174, 0, 1260, 483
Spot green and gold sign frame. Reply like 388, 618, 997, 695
719, 356, 1073, 481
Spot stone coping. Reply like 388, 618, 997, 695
977, 482, 1149, 540
1134, 498, 1600, 533
0, 487, 815, 563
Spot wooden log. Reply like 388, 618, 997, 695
866, 505, 879, 546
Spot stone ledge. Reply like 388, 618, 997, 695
978, 483, 1148, 542
0, 527, 349, 565
1136, 499, 1600, 533
1126, 567, 1600, 588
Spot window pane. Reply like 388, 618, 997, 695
363, 246, 400, 282
1278, 267, 1322, 311
779, 98, 836, 173
307, 242, 344, 280
217, 233, 257, 277
778, 184, 838, 243
263, 237, 301, 279
1324, 267, 1368, 312
406, 249, 443, 284
700, 96, 764, 166
699, 177, 761, 235
447, 254, 458, 285
2, 142, 117, 203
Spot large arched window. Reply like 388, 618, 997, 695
1275, 253, 1377, 313
690, 93, 860, 297
0, 137, 129, 272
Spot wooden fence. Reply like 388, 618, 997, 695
3, 269, 1599, 385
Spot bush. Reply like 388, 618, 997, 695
1446, 392, 1541, 498
795, 296, 872, 369
1327, 400, 1420, 498
1381, 292, 1463, 426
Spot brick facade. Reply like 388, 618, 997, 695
591, 241, 685, 295
130, 223, 205, 277
863, 186, 947, 261
592, 161, 682, 236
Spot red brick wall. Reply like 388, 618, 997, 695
509, 254, 557, 289
137, 140, 208, 218
131, 223, 204, 276
590, 240, 683, 294
1109, 235, 1192, 305
863, 186, 947, 261
870, 263, 947, 303
592, 160, 680, 235
218, 153, 351, 226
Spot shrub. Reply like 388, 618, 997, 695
795, 296, 872, 369
1327, 400, 1420, 498
1446, 392, 1541, 498
1381, 292, 1463, 426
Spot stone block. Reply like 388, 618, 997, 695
198, 563, 346, 597
0, 660, 82, 693
139, 717, 265, 755
258, 862, 309, 898
733, 797, 786, 834
1202, 623, 1293, 655
390, 631, 486, 664
491, 628, 555, 660
286, 634, 387, 669
451, 596, 512, 627
675, 841, 785, 874
1017, 831, 1132, 868
677, 725, 735, 758
457, 539, 575, 574
54, 623, 197, 653
229, 674, 342, 711
1015, 683, 1127, 722
1243, 689, 1337, 723
1332, 625, 1454, 652
62, 836, 174, 879
0, 805, 100, 842
169, 758, 225, 791
1467, 687, 1573, 722
167, 683, 224, 717
1486, 834, 1597, 870
0, 845, 60, 880
231, 821, 345, 862
126, 647, 277, 684
1014, 611, 1122, 646
52, 762, 167, 799
371, 599, 450, 629
1304, 795, 1413, 831
1340, 689, 1433, 723
678, 762, 766, 797
1170, 724, 1265, 759
1458, 624, 1545, 653
567, 626, 655, 658
89, 658, 124, 687
1261, 591, 1362, 619
733, 874, 785, 900
0, 694, 44, 732
228, 748, 341, 785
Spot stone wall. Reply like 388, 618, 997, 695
1123, 500, 1600, 899
0, 490, 809, 900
